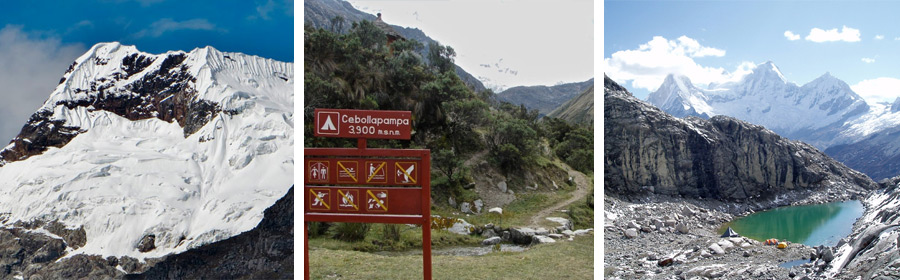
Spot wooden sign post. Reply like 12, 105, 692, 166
305, 109, 432, 279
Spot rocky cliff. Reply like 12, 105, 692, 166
604, 75, 875, 201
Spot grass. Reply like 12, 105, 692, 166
307, 223, 482, 252
307, 235, 594, 279
431, 190, 574, 230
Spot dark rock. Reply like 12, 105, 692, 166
657, 258, 674, 267
508, 228, 536, 245
603, 75, 876, 201
106, 256, 118, 267
482, 237, 501, 246
126, 186, 294, 279
137, 234, 156, 253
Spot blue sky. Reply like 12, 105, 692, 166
0, 0, 292, 145
605, 1, 900, 103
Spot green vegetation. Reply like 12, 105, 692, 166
308, 235, 594, 279
308, 223, 481, 252
567, 188, 594, 229
544, 117, 593, 174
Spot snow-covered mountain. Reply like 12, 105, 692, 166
646, 62, 869, 147
0, 42, 293, 263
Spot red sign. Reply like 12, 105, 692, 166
314, 108, 412, 139
304, 158, 421, 186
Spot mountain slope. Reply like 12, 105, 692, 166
547, 84, 593, 125
0, 42, 293, 262
303, 0, 486, 92
645, 62, 869, 148
498, 78, 594, 115
605, 75, 874, 201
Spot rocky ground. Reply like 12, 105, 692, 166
604, 189, 862, 280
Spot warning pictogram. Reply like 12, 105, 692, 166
366, 161, 387, 183
309, 188, 331, 210
366, 189, 388, 212
337, 189, 359, 211
317, 111, 339, 135
308, 160, 329, 183
395, 162, 417, 184
337, 161, 358, 183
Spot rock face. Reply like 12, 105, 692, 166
604, 75, 875, 201
126, 186, 294, 279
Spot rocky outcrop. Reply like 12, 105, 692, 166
604, 75, 875, 201
126, 186, 293, 279
825, 181, 900, 279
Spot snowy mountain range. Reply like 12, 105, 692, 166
643, 61, 900, 180
0, 41, 293, 266
647, 61, 869, 147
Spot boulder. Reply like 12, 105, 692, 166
573, 229, 592, 236
474, 199, 484, 213
482, 236, 501, 246
821, 247, 835, 263
460, 202, 473, 214
562, 229, 575, 237
628, 221, 641, 229
708, 243, 725, 255
447, 218, 474, 235
664, 219, 677, 227
675, 223, 689, 234
535, 228, 550, 236
700, 250, 712, 258
483, 228, 497, 238
534, 235, 556, 244
497, 181, 508, 193
488, 207, 503, 215
546, 217, 572, 231
624, 228, 639, 239
717, 239, 735, 251
501, 231, 511, 241
510, 228, 537, 245
548, 234, 564, 239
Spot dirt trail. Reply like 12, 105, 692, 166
527, 163, 591, 228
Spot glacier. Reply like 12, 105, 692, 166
0, 42, 293, 260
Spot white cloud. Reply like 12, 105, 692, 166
784, 31, 801, 41
0, 25, 86, 144
248, 0, 293, 20
604, 35, 749, 92
875, 34, 885, 40
133, 18, 218, 38
805, 26, 861, 42
851, 77, 900, 103
862, 57, 875, 63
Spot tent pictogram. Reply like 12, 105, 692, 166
395, 162, 417, 184
309, 188, 331, 210
337, 189, 359, 211
366, 189, 388, 212
337, 161, 358, 183
308, 160, 329, 183
366, 161, 387, 183
317, 111, 339, 135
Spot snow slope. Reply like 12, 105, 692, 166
646, 62, 869, 148
0, 42, 293, 260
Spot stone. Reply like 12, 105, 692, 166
657, 258, 674, 267
482, 236, 501, 246
628, 221, 641, 229
448, 196, 457, 208
546, 217, 572, 231
501, 231, 511, 241
743, 251, 751, 257
488, 207, 503, 215
708, 243, 725, 255
474, 199, 484, 213
483, 229, 497, 239
664, 219, 677, 227
700, 250, 712, 258
728, 237, 743, 246
821, 247, 835, 263
624, 228, 639, 239
460, 202, 473, 214
676, 223, 689, 234
535, 228, 549, 235
641, 226, 653, 233
548, 234, 564, 239
447, 218, 474, 235
464, 182, 475, 190
510, 228, 537, 245
137, 234, 156, 253
562, 229, 575, 237
573, 229, 592, 235
534, 235, 555, 244
497, 181, 508, 193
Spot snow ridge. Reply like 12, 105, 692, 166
0, 42, 293, 260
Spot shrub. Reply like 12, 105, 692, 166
333, 222, 370, 242
382, 224, 401, 242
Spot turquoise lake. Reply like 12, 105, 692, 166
721, 200, 864, 247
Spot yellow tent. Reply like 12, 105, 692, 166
777, 242, 787, 249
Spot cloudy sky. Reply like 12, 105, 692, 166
0, 0, 292, 146
605, 1, 900, 104
346, 0, 594, 92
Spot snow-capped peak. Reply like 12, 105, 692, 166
0, 42, 293, 260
